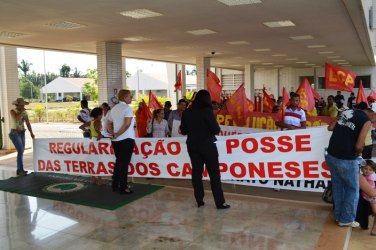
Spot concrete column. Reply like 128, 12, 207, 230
196, 57, 210, 90
0, 46, 19, 149
313, 67, 318, 91
244, 64, 255, 100
96, 42, 123, 104
122, 57, 127, 89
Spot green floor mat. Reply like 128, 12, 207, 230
0, 173, 163, 210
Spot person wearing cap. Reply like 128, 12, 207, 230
9, 98, 35, 176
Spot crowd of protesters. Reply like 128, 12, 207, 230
8, 87, 376, 230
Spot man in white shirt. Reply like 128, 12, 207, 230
107, 89, 135, 194
275, 93, 306, 130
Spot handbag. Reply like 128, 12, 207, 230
144, 119, 154, 138
322, 182, 333, 203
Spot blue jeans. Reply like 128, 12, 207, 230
9, 131, 25, 171
325, 153, 359, 223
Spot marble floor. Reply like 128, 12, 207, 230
0, 166, 335, 250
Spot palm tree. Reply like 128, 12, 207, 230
18, 59, 32, 78
60, 64, 71, 77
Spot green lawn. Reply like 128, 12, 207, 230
27, 101, 138, 123
28, 101, 98, 111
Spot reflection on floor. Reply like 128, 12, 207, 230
0, 168, 335, 250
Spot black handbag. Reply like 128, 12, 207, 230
144, 119, 154, 138
322, 181, 333, 203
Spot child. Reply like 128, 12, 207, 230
79, 107, 104, 185
360, 159, 376, 235
79, 107, 103, 141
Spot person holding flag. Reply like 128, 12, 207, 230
275, 93, 306, 130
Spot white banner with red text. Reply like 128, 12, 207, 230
34, 126, 331, 186
223, 179, 330, 192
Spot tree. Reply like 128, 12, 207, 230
71, 67, 83, 77
60, 64, 71, 77
25, 71, 59, 87
18, 59, 32, 77
125, 70, 131, 79
82, 69, 98, 101
19, 79, 40, 99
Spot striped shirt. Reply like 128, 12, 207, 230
284, 107, 306, 127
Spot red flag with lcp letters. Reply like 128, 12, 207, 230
325, 63, 356, 92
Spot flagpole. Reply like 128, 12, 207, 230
43, 50, 48, 123
175, 64, 179, 104
136, 69, 139, 100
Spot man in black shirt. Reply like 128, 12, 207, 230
347, 92, 356, 109
334, 90, 345, 104
326, 108, 371, 228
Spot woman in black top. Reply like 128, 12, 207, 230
180, 89, 230, 209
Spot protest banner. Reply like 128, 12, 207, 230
34, 127, 331, 186
216, 111, 335, 129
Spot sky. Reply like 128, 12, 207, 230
17, 48, 169, 76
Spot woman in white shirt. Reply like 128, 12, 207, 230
147, 109, 170, 138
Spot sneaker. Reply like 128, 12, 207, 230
338, 221, 360, 228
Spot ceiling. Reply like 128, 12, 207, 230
0, 0, 374, 70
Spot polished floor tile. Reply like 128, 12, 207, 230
0, 166, 333, 250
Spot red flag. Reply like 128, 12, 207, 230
262, 88, 275, 113
207, 69, 222, 104
148, 90, 163, 110
174, 70, 182, 92
296, 78, 315, 111
356, 80, 368, 105
225, 83, 248, 126
310, 85, 321, 100
367, 89, 376, 102
282, 87, 290, 106
246, 98, 255, 112
276, 87, 288, 122
325, 63, 356, 92
135, 99, 152, 137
